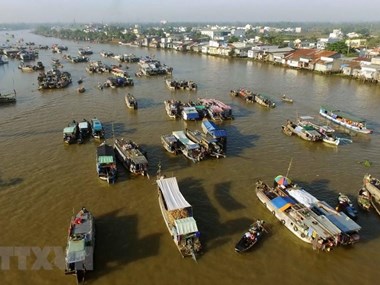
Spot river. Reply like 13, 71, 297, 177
0, 30, 380, 285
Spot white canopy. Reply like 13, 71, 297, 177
175, 217, 198, 235
287, 188, 318, 208
156, 177, 192, 211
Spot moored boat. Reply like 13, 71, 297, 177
65, 207, 95, 284
0, 89, 16, 104
91, 118, 105, 140
278, 176, 361, 246
319, 106, 373, 134
282, 120, 323, 142
357, 187, 372, 211
172, 131, 204, 162
230, 88, 255, 103
96, 142, 117, 183
256, 180, 338, 251
234, 220, 267, 253
362, 174, 380, 216
63, 121, 79, 144
164, 100, 182, 119
161, 134, 180, 154
185, 128, 226, 159
77, 119, 92, 144
114, 138, 149, 176
156, 176, 202, 260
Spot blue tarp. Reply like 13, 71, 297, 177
272, 196, 295, 211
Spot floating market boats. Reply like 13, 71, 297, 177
230, 88, 255, 103
185, 128, 226, 158
63, 121, 79, 144
91, 118, 105, 140
362, 174, 380, 216
319, 106, 373, 134
77, 119, 92, 144
282, 120, 323, 142
165, 79, 197, 91
156, 176, 202, 260
161, 134, 180, 154
164, 100, 182, 119
254, 93, 276, 108
335, 193, 358, 220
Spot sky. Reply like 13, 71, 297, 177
1, 0, 380, 24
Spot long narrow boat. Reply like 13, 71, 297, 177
161, 134, 180, 154
96, 142, 117, 183
319, 106, 373, 134
172, 130, 204, 162
125, 93, 138, 109
256, 180, 339, 251
156, 176, 202, 260
113, 138, 148, 176
65, 207, 95, 284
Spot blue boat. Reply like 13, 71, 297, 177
91, 118, 105, 139
201, 119, 227, 150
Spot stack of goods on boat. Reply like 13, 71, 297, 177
156, 176, 201, 261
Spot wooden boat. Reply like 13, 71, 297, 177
362, 174, 380, 216
281, 94, 293, 103
113, 138, 148, 176
164, 100, 182, 119
335, 193, 358, 220
161, 134, 180, 154
297, 116, 339, 145
125, 93, 138, 109
230, 88, 255, 103
256, 180, 338, 251
77, 87, 86, 93
90, 118, 105, 140
185, 128, 226, 158
234, 220, 267, 253
282, 120, 323, 142
319, 106, 373, 134
156, 176, 202, 260
63, 121, 79, 144
19, 63, 34, 72
357, 187, 372, 211
172, 131, 204, 162
96, 142, 117, 184
165, 79, 197, 91
77, 119, 92, 144
65, 207, 95, 284
0, 89, 16, 104
254, 93, 276, 108
198, 98, 233, 120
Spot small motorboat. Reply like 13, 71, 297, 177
235, 220, 267, 253
335, 193, 358, 219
